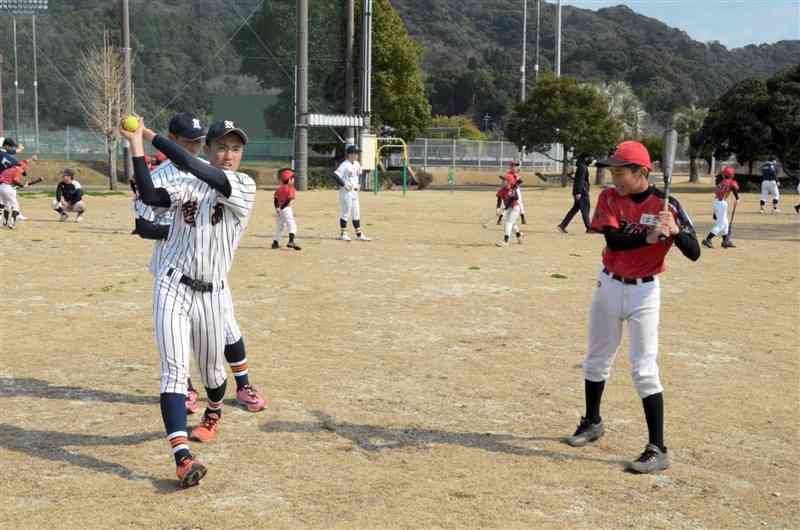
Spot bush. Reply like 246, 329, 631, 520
380, 168, 433, 189
307, 167, 339, 189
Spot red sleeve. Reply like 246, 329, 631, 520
289, 187, 296, 200
591, 189, 620, 231
12, 168, 23, 185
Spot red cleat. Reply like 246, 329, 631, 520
191, 412, 221, 443
236, 385, 267, 412
176, 457, 206, 488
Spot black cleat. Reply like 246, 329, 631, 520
287, 241, 302, 251
702, 238, 713, 249
271, 241, 280, 249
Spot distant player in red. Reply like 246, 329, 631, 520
702, 166, 739, 249
564, 140, 701, 474
0, 157, 38, 229
272, 168, 301, 251
495, 175, 523, 247
497, 160, 527, 225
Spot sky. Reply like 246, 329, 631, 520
561, 0, 800, 48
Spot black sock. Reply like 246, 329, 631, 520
642, 392, 666, 452
760, 200, 766, 208
773, 199, 779, 208
353, 219, 361, 231
289, 233, 295, 243
205, 379, 227, 416
504, 235, 509, 242
339, 219, 347, 230
585, 380, 605, 423
516, 231, 521, 238
705, 232, 715, 241
160, 392, 191, 465
224, 339, 249, 390
187, 378, 195, 392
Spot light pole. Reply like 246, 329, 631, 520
0, 52, 4, 137
555, 0, 562, 78
345, 0, 355, 145
294, 0, 309, 191
521, 0, 527, 102
0, 1, 49, 146
121, 0, 133, 184
535, 0, 540, 81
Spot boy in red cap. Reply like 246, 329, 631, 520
702, 166, 739, 249
497, 160, 527, 224
564, 140, 701, 474
495, 174, 523, 247
272, 168, 301, 251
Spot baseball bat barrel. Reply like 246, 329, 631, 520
661, 129, 678, 207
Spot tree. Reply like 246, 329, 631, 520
425, 115, 484, 139
696, 79, 772, 175
359, 0, 431, 141
590, 80, 647, 138
762, 64, 800, 173
673, 105, 708, 182
75, 32, 130, 190
506, 75, 623, 186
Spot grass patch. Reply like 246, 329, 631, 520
550, 273, 569, 279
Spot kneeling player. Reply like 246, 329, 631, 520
53, 169, 86, 222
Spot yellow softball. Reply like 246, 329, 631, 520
122, 115, 140, 132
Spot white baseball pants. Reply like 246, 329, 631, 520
339, 189, 361, 222
583, 269, 663, 399
0, 184, 19, 212
504, 205, 521, 238
710, 199, 730, 237
275, 206, 297, 241
154, 269, 230, 395
761, 180, 780, 203
517, 188, 526, 215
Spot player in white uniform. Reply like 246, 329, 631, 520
131, 113, 267, 416
334, 145, 370, 241
122, 117, 256, 488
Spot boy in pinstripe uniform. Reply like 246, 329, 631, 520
131, 113, 267, 416
122, 116, 257, 488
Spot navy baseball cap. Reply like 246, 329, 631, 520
206, 120, 248, 145
345, 144, 360, 154
168, 112, 205, 140
2, 138, 17, 148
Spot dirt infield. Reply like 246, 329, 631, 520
1, 181, 798, 529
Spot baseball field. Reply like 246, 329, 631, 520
1, 179, 798, 529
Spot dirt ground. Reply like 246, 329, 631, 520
1, 180, 798, 530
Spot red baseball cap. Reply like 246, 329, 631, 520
596, 141, 652, 170
722, 166, 735, 178
509, 160, 520, 167
278, 168, 295, 183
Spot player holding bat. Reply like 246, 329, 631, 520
564, 139, 701, 474
0, 155, 41, 229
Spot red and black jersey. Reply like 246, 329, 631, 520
497, 187, 520, 209
591, 187, 695, 278
714, 177, 739, 201
274, 184, 296, 209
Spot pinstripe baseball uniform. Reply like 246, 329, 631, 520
154, 170, 255, 395
133, 160, 244, 346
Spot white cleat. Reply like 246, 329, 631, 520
338, 233, 351, 241
76, 214, 84, 223
16, 214, 27, 221
355, 233, 370, 241
495, 240, 508, 247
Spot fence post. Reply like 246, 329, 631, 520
477, 140, 482, 169
499, 141, 503, 168
452, 138, 456, 169
423, 138, 428, 169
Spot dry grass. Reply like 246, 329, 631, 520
1, 180, 798, 529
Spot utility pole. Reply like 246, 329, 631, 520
121, 0, 133, 184
345, 0, 355, 145
521, 0, 527, 102
294, 0, 309, 191
360, 0, 372, 137
32, 14, 39, 152
535, 0, 540, 81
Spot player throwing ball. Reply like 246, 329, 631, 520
334, 145, 369, 241
702, 166, 739, 249
121, 116, 256, 488
564, 141, 700, 474
495, 174, 523, 247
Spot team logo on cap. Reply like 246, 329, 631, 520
224, 121, 235, 129
192, 119, 201, 129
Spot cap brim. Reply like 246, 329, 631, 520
208, 128, 248, 145
595, 157, 636, 168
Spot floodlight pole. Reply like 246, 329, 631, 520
32, 14, 39, 152
345, 0, 355, 145
122, 0, 133, 183
13, 16, 20, 140
521, 0, 527, 102
0, 52, 4, 137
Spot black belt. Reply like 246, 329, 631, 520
167, 268, 223, 293
603, 268, 654, 285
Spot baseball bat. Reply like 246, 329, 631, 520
727, 198, 738, 237
659, 129, 679, 241
25, 177, 44, 187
